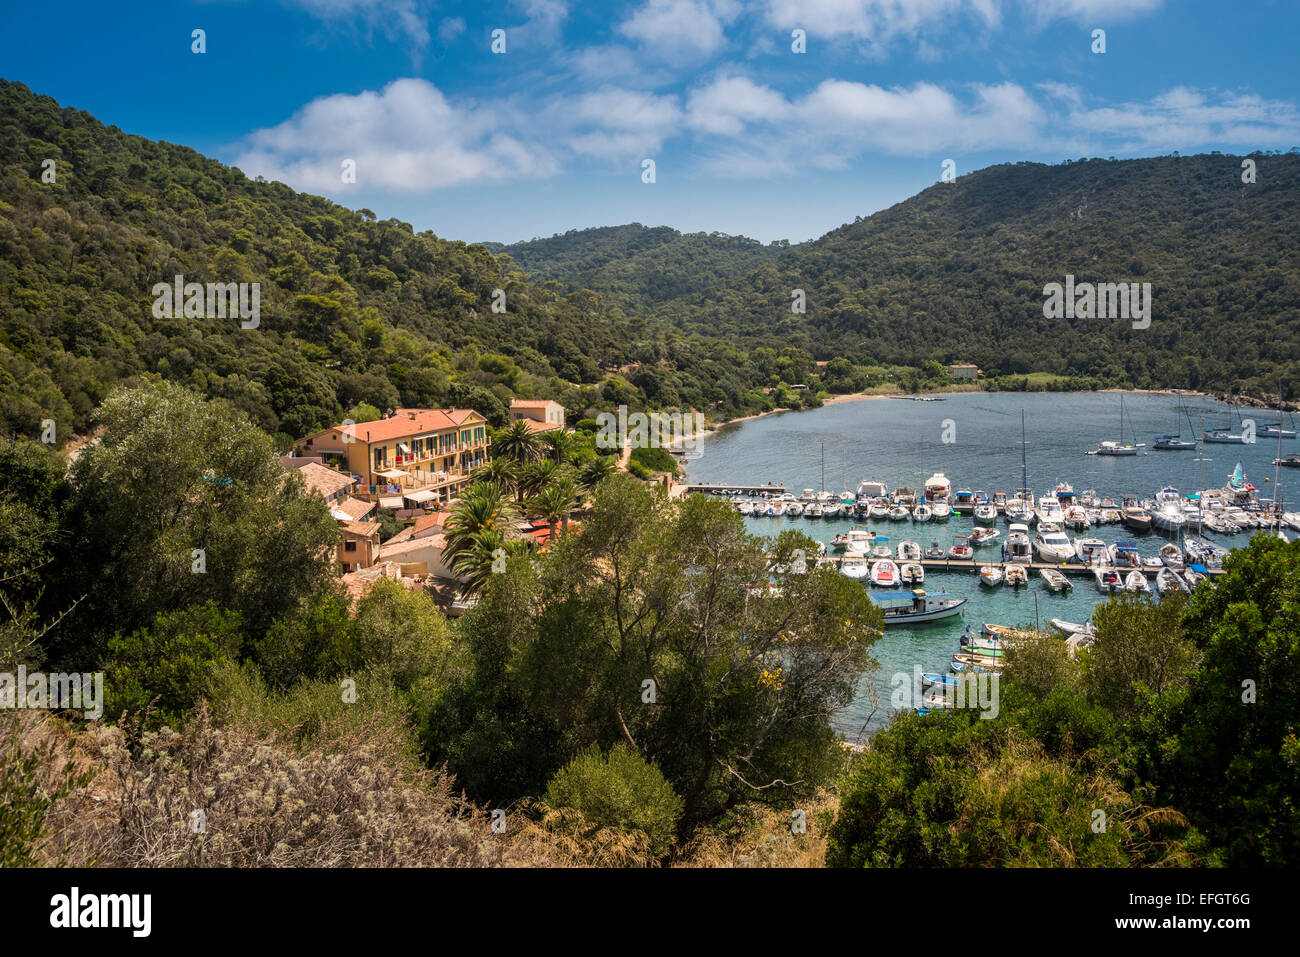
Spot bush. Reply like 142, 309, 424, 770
544, 743, 683, 858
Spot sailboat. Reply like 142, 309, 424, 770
1090, 395, 1144, 455
1204, 386, 1249, 443
1153, 394, 1197, 450
1259, 384, 1297, 439
1005, 411, 1036, 523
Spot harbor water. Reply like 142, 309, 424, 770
682, 390, 1292, 737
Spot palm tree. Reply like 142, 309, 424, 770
539, 429, 575, 463
578, 455, 616, 491
470, 457, 520, 498
526, 478, 580, 540
448, 529, 532, 596
490, 420, 545, 465
518, 459, 563, 500
443, 482, 522, 578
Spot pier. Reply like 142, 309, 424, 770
684, 482, 787, 496
822, 556, 1225, 577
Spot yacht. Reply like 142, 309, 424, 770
1033, 523, 1074, 562
831, 528, 872, 553
1151, 488, 1187, 533
1204, 427, 1248, 444
1006, 524, 1032, 563
857, 479, 889, 500
1004, 496, 1035, 524
1122, 496, 1153, 533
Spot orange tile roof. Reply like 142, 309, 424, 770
412, 512, 448, 537
521, 419, 563, 434
297, 462, 355, 499
510, 398, 561, 409
334, 497, 376, 521
334, 409, 482, 444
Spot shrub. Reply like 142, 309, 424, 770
544, 743, 683, 859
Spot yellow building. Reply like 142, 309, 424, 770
293, 408, 490, 504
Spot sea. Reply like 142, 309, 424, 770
681, 390, 1293, 738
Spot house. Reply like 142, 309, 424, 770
339, 520, 380, 573
378, 512, 455, 578
509, 398, 565, 433
293, 407, 490, 504
947, 363, 982, 380
295, 461, 357, 505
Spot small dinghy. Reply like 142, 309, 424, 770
930, 502, 951, 521
925, 541, 946, 559
979, 565, 1004, 587
899, 562, 925, 584
969, 527, 1000, 547
1004, 564, 1029, 587
949, 543, 973, 560
1124, 569, 1150, 593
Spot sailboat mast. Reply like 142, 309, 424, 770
1020, 410, 1028, 497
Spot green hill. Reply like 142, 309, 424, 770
495, 154, 1300, 398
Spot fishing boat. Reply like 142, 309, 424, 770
1006, 524, 1032, 563
1159, 543, 1185, 568
876, 589, 967, 625
979, 565, 1004, 588
1122, 496, 1153, 533
839, 555, 870, 580
948, 543, 973, 560
969, 527, 1000, 547
911, 503, 932, 523
930, 501, 951, 521
900, 562, 925, 584
1156, 567, 1190, 595
1039, 567, 1072, 592
897, 540, 922, 562
1094, 566, 1122, 592
870, 559, 900, 587
1124, 569, 1150, 593
1004, 564, 1028, 587
1033, 523, 1074, 562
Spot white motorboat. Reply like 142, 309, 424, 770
840, 555, 870, 580
870, 559, 900, 587
1033, 523, 1074, 562
1159, 543, 1184, 569
1004, 564, 1029, 587
979, 565, 1004, 588
804, 503, 823, 518
1156, 567, 1189, 595
911, 504, 932, 523
737, 501, 753, 516
1110, 541, 1142, 568
832, 528, 872, 553
930, 502, 951, 521
1151, 487, 1187, 532
1063, 505, 1091, 529
897, 540, 922, 562
1035, 495, 1065, 526
888, 504, 910, 521
1094, 566, 1122, 592
1006, 524, 1032, 563
1049, 618, 1095, 638
899, 562, 925, 584
857, 479, 889, 499
974, 502, 998, 525
1074, 537, 1108, 565
924, 473, 951, 503
1039, 567, 1072, 592
785, 501, 803, 516
869, 502, 890, 519
1125, 570, 1150, 593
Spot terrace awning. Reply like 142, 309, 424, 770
375, 468, 409, 480
378, 496, 405, 509
404, 490, 437, 504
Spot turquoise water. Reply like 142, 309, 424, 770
682, 391, 1292, 737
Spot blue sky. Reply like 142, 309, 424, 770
3, 0, 1297, 244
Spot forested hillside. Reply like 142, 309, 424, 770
498, 153, 1300, 398
0, 80, 786, 444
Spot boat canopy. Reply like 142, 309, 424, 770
1189, 563, 1209, 574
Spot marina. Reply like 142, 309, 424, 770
681, 390, 1292, 735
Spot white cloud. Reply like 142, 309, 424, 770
437, 16, 466, 45
618, 0, 741, 59
285, 0, 433, 51
232, 79, 556, 191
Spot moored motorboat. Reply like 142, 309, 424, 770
911, 503, 932, 523
930, 501, 951, 521
900, 562, 925, 584
876, 588, 967, 625
925, 541, 946, 559
1004, 564, 1028, 587
974, 502, 998, 525
1159, 543, 1184, 568
1033, 523, 1074, 562
948, 543, 973, 560
1006, 524, 1032, 563
870, 559, 900, 587
897, 540, 922, 562
1124, 569, 1150, 593
839, 555, 870, 580
969, 527, 1000, 547
1039, 567, 1072, 591
1156, 567, 1190, 595
888, 503, 910, 521
1094, 566, 1122, 592
1074, 537, 1108, 565
979, 565, 1004, 588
